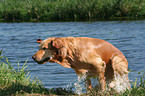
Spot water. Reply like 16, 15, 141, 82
0, 21, 145, 90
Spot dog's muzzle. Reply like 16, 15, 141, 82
32, 56, 51, 64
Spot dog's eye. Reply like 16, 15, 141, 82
42, 47, 47, 50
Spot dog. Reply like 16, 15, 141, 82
32, 37, 130, 91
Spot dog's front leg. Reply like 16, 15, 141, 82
85, 78, 92, 90
97, 72, 106, 90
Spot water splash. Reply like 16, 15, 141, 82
67, 71, 130, 94
66, 73, 87, 95
74, 73, 87, 95
107, 72, 130, 92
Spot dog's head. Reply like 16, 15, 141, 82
32, 37, 65, 64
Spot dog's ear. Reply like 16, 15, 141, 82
37, 39, 42, 44
51, 38, 66, 62
51, 38, 63, 49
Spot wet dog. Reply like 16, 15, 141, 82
32, 37, 130, 91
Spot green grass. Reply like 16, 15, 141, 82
0, 0, 145, 22
0, 49, 145, 96
0, 50, 75, 96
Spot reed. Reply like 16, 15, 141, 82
0, 0, 144, 22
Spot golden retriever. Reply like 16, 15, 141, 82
32, 37, 130, 91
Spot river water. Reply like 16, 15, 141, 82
0, 21, 145, 89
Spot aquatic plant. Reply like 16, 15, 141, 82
0, 0, 145, 22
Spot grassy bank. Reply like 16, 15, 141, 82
0, 50, 145, 96
0, 0, 145, 22
0, 50, 74, 96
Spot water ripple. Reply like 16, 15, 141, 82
0, 21, 145, 88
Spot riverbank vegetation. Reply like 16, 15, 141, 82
0, 50, 74, 96
0, 0, 145, 22
0, 50, 144, 95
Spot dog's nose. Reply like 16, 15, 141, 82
32, 55, 36, 60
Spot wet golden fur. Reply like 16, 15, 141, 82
32, 37, 129, 90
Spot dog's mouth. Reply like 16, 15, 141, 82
36, 57, 52, 64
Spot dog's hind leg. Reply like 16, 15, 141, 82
111, 55, 129, 76
109, 55, 130, 92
